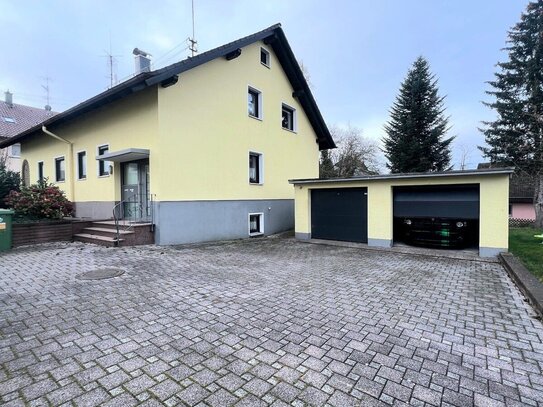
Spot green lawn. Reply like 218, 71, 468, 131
509, 227, 543, 282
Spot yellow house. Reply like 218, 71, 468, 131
0, 24, 335, 245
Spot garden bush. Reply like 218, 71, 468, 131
0, 157, 20, 209
4, 179, 74, 220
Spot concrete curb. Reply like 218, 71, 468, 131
500, 253, 543, 318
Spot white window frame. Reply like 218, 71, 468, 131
248, 212, 264, 236
76, 150, 87, 180
248, 86, 263, 120
97, 144, 111, 177
37, 161, 44, 182
54, 155, 66, 183
9, 143, 21, 158
260, 47, 270, 68
281, 102, 297, 133
248, 151, 264, 185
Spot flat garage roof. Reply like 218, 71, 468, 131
289, 167, 514, 185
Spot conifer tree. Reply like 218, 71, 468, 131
479, 1, 543, 227
383, 57, 453, 173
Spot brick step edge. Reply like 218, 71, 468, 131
500, 253, 543, 319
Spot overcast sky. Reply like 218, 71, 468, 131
0, 0, 528, 169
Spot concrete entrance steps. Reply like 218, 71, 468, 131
73, 221, 154, 247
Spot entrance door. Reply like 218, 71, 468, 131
121, 160, 150, 221
311, 188, 368, 243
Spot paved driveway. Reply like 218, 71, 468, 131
1, 239, 542, 407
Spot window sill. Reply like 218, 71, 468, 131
55, 180, 66, 184
98, 174, 110, 178
261, 62, 270, 69
249, 232, 264, 237
248, 114, 263, 122
249, 182, 263, 186
282, 127, 297, 134
77, 178, 87, 181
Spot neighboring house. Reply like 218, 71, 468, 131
509, 173, 536, 220
477, 163, 536, 220
0, 91, 57, 175
0, 24, 335, 245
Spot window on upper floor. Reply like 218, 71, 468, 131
55, 157, 65, 182
77, 151, 87, 180
282, 104, 296, 131
98, 145, 110, 176
10, 143, 21, 157
249, 152, 262, 184
260, 47, 270, 67
248, 87, 262, 119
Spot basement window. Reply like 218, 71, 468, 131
249, 213, 264, 236
260, 47, 270, 67
55, 157, 65, 182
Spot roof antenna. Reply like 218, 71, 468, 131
103, 31, 121, 88
188, 0, 198, 57
41, 76, 52, 111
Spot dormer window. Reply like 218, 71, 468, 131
260, 48, 270, 67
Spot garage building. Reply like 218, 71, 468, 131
290, 168, 512, 257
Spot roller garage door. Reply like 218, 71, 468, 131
311, 188, 368, 243
393, 184, 480, 248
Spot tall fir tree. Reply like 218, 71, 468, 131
383, 57, 453, 173
479, 0, 543, 227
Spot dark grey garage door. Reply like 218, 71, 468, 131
311, 188, 368, 243
393, 184, 480, 219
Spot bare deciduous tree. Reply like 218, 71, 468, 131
320, 125, 382, 178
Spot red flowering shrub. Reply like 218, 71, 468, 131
4, 179, 74, 220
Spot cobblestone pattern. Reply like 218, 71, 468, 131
1, 239, 542, 406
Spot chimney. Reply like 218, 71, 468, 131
133, 48, 152, 74
5, 90, 13, 107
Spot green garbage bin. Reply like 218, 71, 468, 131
0, 209, 14, 251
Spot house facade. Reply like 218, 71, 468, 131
0, 91, 56, 175
0, 25, 334, 245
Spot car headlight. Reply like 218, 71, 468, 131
456, 221, 465, 228
404, 219, 412, 225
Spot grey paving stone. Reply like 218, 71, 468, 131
73, 387, 110, 407
1, 239, 543, 407
205, 388, 239, 407
177, 383, 210, 405
149, 378, 182, 400
243, 377, 273, 397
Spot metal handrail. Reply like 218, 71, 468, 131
112, 193, 155, 246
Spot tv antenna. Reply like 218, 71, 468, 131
188, 0, 197, 57
103, 32, 121, 88
40, 76, 52, 110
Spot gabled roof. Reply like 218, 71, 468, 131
0, 100, 57, 138
0, 24, 335, 150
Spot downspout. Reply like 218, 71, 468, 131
42, 126, 75, 203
